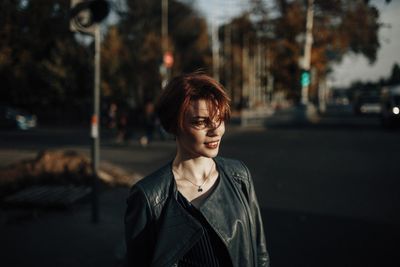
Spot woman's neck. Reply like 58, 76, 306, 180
173, 155, 214, 183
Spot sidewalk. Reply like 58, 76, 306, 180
0, 186, 129, 267
0, 134, 164, 267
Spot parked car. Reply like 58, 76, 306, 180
353, 93, 381, 115
0, 105, 37, 130
380, 84, 400, 128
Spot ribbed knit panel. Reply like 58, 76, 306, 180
177, 192, 232, 267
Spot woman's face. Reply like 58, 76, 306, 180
176, 99, 225, 159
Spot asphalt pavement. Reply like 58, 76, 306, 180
1, 107, 399, 267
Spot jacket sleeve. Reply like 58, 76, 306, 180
124, 184, 155, 267
240, 161, 270, 267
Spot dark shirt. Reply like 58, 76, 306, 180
177, 188, 232, 267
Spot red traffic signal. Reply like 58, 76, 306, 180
163, 52, 174, 68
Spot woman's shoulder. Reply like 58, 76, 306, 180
128, 162, 173, 206
215, 156, 250, 180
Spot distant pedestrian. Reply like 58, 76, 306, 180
116, 109, 129, 143
107, 102, 118, 129
144, 100, 156, 142
124, 72, 269, 266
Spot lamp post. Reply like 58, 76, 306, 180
70, 0, 109, 223
91, 24, 101, 223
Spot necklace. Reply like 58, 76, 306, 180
174, 161, 215, 192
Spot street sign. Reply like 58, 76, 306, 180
70, 0, 109, 34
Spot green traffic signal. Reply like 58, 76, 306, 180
301, 70, 310, 87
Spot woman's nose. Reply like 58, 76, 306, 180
207, 119, 220, 130
210, 120, 218, 129
207, 120, 224, 135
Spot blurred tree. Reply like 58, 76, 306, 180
388, 63, 400, 85
0, 0, 212, 124
108, 0, 212, 110
101, 25, 132, 102
0, 0, 92, 124
2, 0, 383, 120
223, 13, 257, 109
169, 1, 212, 73
245, 0, 382, 103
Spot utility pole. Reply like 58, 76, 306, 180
212, 22, 220, 82
256, 40, 263, 106
266, 45, 274, 105
242, 35, 249, 108
249, 49, 256, 108
224, 23, 232, 100
161, 0, 172, 88
301, 0, 314, 105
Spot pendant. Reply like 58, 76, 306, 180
198, 187, 203, 192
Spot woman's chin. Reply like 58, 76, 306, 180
202, 147, 220, 158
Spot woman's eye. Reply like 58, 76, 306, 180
193, 120, 206, 126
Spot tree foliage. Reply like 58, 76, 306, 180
388, 63, 400, 85
0, 0, 92, 123
0, 0, 211, 124
242, 0, 382, 101
103, 0, 212, 109
0, 0, 389, 123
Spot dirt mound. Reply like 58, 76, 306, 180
0, 150, 141, 196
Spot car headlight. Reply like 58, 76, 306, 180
393, 107, 400, 115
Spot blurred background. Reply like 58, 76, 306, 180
0, 0, 399, 266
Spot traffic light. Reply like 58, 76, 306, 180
163, 51, 174, 69
301, 70, 311, 87
70, 0, 109, 34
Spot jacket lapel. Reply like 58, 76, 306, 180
151, 170, 203, 267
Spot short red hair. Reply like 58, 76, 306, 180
156, 72, 231, 134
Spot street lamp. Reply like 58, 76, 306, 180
70, 0, 109, 223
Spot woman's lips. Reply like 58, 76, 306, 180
204, 140, 219, 149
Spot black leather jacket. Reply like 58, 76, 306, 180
124, 157, 270, 267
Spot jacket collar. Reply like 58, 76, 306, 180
150, 161, 204, 267
149, 156, 242, 267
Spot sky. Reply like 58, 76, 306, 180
194, 0, 400, 88
330, 0, 400, 87
194, 0, 247, 25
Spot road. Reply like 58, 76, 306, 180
0, 112, 399, 267
221, 116, 400, 267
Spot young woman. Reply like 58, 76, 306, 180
124, 73, 269, 267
